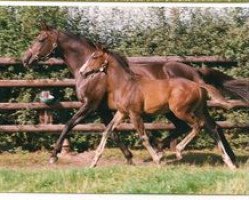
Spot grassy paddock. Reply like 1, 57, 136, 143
0, 149, 248, 194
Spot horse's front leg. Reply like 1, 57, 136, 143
129, 112, 162, 165
90, 111, 125, 168
49, 98, 91, 164
98, 106, 133, 165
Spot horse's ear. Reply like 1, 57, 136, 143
102, 46, 108, 53
40, 21, 49, 31
95, 43, 108, 52
40, 21, 54, 31
95, 43, 103, 50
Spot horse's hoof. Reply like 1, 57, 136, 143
176, 151, 183, 161
227, 161, 238, 170
223, 157, 238, 170
127, 159, 135, 166
155, 160, 161, 166
143, 157, 153, 163
158, 151, 164, 161
89, 162, 97, 168
49, 156, 58, 164
227, 163, 237, 170
153, 156, 161, 166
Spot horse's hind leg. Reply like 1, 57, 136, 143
129, 112, 162, 165
98, 104, 133, 165
203, 108, 237, 169
111, 133, 134, 165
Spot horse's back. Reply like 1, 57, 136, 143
139, 78, 202, 114
130, 63, 166, 79
162, 62, 203, 83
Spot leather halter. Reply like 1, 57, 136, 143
83, 59, 108, 78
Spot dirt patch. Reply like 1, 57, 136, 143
56, 150, 156, 168
0, 149, 157, 170
0, 149, 248, 170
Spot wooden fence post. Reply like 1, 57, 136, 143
39, 110, 53, 124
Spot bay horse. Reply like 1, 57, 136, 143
22, 23, 134, 165
22, 24, 244, 164
79, 47, 237, 169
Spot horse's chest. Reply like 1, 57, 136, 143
75, 74, 106, 102
144, 102, 170, 114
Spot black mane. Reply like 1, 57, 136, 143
61, 30, 96, 49
107, 50, 139, 78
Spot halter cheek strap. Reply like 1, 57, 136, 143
42, 42, 57, 59
99, 59, 108, 73
92, 61, 108, 74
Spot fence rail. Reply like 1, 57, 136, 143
0, 56, 237, 67
0, 79, 75, 87
0, 100, 248, 110
0, 121, 248, 134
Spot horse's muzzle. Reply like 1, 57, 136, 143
80, 70, 89, 78
22, 50, 38, 68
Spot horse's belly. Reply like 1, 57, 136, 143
145, 104, 169, 114
141, 81, 170, 114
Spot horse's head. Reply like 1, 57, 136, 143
22, 22, 58, 67
80, 45, 108, 78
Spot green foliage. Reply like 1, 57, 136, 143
0, 7, 248, 152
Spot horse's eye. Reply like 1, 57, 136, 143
38, 38, 46, 42
37, 35, 47, 43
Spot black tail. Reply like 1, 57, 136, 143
223, 79, 249, 102
203, 106, 236, 163
198, 67, 249, 102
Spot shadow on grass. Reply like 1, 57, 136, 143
161, 151, 249, 167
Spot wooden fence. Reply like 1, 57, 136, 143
0, 56, 248, 136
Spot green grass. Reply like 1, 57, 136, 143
0, 165, 249, 193
0, 149, 249, 194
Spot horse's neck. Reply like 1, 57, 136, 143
57, 31, 95, 78
107, 58, 134, 93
